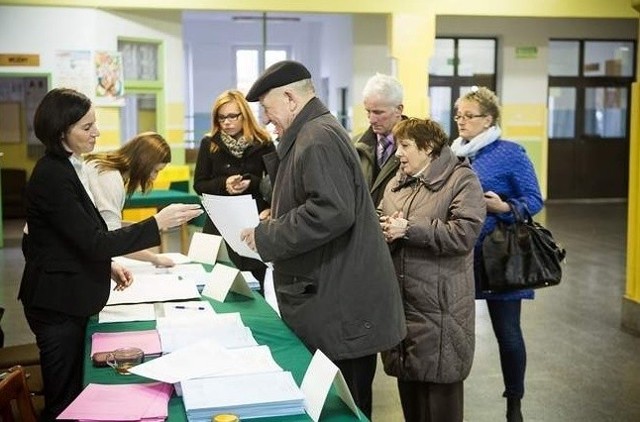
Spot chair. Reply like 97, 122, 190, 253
0, 310, 44, 399
0, 366, 38, 422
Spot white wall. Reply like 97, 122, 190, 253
351, 14, 392, 133
0, 5, 184, 103
319, 14, 353, 119
182, 12, 352, 138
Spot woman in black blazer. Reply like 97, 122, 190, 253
18, 88, 202, 421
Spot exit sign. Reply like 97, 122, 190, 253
515, 47, 538, 59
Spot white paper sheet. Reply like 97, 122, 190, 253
263, 266, 280, 317
187, 232, 223, 265
161, 300, 216, 318
113, 253, 191, 268
106, 274, 200, 305
128, 338, 238, 383
98, 303, 156, 323
201, 263, 254, 302
200, 193, 262, 261
301, 349, 361, 421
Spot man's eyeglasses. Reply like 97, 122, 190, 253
217, 113, 242, 123
453, 114, 486, 122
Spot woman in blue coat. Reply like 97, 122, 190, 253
451, 87, 543, 422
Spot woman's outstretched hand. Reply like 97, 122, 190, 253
153, 203, 204, 230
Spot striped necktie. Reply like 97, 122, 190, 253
377, 136, 393, 168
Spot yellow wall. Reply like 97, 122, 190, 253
389, 12, 434, 120
0, 0, 635, 18
94, 107, 121, 149
502, 104, 549, 199
625, 0, 640, 303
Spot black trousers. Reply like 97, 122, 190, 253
334, 353, 377, 419
24, 307, 87, 422
397, 379, 464, 422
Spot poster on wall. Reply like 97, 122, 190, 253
54, 50, 93, 98
94, 51, 125, 107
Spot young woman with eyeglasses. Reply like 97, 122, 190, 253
193, 90, 274, 287
451, 87, 543, 422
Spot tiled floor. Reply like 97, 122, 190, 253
2, 202, 640, 421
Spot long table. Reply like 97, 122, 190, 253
83, 292, 365, 421
124, 189, 202, 254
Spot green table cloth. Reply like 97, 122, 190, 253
83, 292, 366, 421
124, 189, 201, 209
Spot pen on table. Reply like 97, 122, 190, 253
174, 305, 206, 310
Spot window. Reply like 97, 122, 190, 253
235, 48, 288, 94
546, 39, 635, 199
547, 39, 635, 139
235, 47, 289, 137
117, 40, 162, 143
428, 37, 497, 138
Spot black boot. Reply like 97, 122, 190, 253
507, 398, 523, 422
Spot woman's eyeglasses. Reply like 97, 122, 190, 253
217, 113, 242, 123
453, 113, 486, 122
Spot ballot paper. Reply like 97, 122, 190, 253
113, 253, 192, 268
98, 303, 156, 324
106, 274, 200, 305
159, 322, 257, 353
155, 312, 256, 353
200, 193, 262, 261
181, 371, 306, 421
155, 312, 243, 330
57, 382, 173, 421
128, 338, 238, 383
167, 264, 211, 286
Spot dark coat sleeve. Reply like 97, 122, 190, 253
19, 156, 160, 316
193, 135, 228, 196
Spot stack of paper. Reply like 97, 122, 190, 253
128, 339, 284, 383
155, 312, 257, 353
181, 372, 306, 421
57, 382, 173, 421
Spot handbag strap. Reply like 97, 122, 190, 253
506, 199, 533, 224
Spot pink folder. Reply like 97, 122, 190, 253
57, 382, 173, 421
91, 330, 162, 356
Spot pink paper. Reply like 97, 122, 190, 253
91, 330, 162, 355
57, 382, 173, 421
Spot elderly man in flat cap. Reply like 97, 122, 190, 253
241, 60, 406, 418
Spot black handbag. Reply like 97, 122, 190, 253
481, 202, 566, 293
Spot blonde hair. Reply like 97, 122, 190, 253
209, 90, 271, 153
85, 132, 171, 195
454, 86, 501, 126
